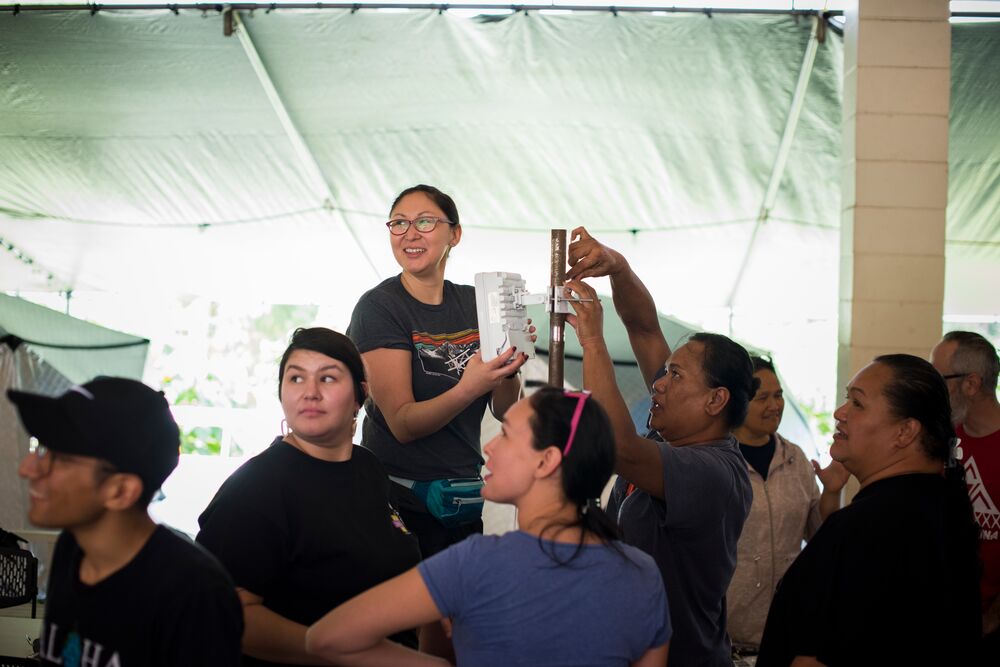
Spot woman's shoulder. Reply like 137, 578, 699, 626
442, 279, 476, 302
613, 541, 662, 576
775, 433, 806, 456
775, 435, 817, 474
356, 275, 405, 305
348, 444, 387, 475
215, 439, 293, 493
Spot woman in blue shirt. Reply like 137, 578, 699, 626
306, 387, 671, 667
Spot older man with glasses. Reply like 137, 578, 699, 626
9, 377, 243, 667
931, 331, 1000, 661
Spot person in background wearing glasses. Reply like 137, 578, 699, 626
563, 228, 752, 667
305, 387, 671, 667
726, 356, 849, 659
931, 331, 1000, 661
347, 185, 528, 559
9, 377, 242, 667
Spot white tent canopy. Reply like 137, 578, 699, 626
1, 7, 998, 404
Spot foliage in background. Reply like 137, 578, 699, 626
163, 372, 229, 407
800, 401, 834, 440
253, 305, 321, 343
180, 425, 223, 456
158, 302, 320, 457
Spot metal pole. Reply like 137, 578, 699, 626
0, 5, 843, 18
548, 229, 566, 388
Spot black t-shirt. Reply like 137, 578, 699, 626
739, 436, 776, 480
757, 473, 981, 667
196, 438, 422, 666
347, 275, 488, 480
39, 526, 242, 667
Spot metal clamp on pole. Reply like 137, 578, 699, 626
549, 285, 594, 314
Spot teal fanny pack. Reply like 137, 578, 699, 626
391, 476, 485, 527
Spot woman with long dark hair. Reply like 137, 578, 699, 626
306, 387, 671, 667
757, 354, 981, 666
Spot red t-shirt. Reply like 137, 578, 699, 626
959, 424, 1000, 610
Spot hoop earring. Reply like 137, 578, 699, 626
281, 419, 289, 437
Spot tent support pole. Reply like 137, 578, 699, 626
725, 14, 821, 334
230, 9, 381, 280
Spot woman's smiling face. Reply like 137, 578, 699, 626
388, 191, 461, 279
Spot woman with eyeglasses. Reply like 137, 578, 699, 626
306, 387, 671, 667
347, 185, 529, 563
726, 357, 848, 656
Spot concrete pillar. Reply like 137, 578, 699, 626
838, 0, 951, 393
838, 0, 951, 501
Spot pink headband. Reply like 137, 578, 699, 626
562, 390, 591, 456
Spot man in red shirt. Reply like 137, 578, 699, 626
932, 331, 1000, 658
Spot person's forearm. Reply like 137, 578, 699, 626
819, 489, 841, 521
490, 373, 522, 420
386, 384, 480, 444
608, 262, 670, 388
984, 594, 1000, 636
581, 337, 663, 496
609, 261, 660, 337
582, 338, 634, 446
243, 605, 331, 665
309, 638, 450, 667
790, 657, 826, 667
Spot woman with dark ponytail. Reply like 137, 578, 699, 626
307, 388, 671, 667
757, 354, 981, 667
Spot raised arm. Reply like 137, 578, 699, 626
567, 227, 670, 389
306, 568, 449, 667
363, 347, 527, 443
566, 278, 665, 499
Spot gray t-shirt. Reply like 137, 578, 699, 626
347, 275, 488, 480
419, 531, 671, 667
608, 435, 752, 667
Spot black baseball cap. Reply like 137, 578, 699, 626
7, 377, 181, 495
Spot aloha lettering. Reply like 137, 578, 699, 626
38, 622, 122, 667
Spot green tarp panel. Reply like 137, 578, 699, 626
0, 8, 996, 404
0, 294, 148, 383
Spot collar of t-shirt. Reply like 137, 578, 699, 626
739, 435, 777, 481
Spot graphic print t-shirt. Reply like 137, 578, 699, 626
958, 424, 1000, 609
348, 275, 488, 480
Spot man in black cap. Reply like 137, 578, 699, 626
9, 377, 243, 667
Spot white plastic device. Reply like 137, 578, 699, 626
475, 272, 594, 362
474, 272, 541, 362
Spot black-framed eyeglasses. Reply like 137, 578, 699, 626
941, 373, 970, 381
28, 440, 118, 478
385, 216, 457, 236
